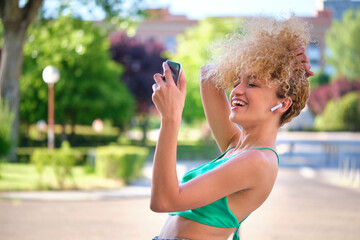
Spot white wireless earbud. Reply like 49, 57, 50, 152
270, 103, 283, 112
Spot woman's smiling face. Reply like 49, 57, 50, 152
229, 73, 280, 127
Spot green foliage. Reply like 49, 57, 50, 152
31, 147, 51, 186
177, 142, 220, 160
326, 9, 360, 80
21, 16, 135, 128
309, 71, 330, 89
314, 92, 360, 131
342, 93, 360, 131
168, 17, 243, 122
0, 22, 3, 48
31, 141, 82, 189
39, 0, 146, 22
0, 99, 14, 157
18, 145, 92, 163
0, 99, 15, 178
96, 145, 149, 183
52, 141, 82, 188
0, 162, 124, 191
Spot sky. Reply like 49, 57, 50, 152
41, 0, 320, 21
146, 0, 320, 19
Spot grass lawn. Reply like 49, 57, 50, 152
0, 163, 124, 191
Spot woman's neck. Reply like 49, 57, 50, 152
235, 122, 279, 150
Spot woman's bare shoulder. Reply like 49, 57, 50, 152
224, 148, 278, 182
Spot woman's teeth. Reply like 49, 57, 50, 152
232, 100, 246, 107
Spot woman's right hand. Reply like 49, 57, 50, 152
294, 47, 314, 77
152, 62, 187, 123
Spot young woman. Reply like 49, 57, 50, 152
150, 16, 314, 240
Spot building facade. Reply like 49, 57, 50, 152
135, 8, 333, 74
135, 8, 198, 53
300, 10, 333, 74
318, 0, 360, 20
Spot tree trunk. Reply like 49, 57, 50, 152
70, 122, 76, 146
0, 0, 44, 161
61, 123, 68, 143
0, 26, 27, 161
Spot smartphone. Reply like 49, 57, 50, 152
166, 60, 182, 86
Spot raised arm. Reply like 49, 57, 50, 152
200, 65, 241, 153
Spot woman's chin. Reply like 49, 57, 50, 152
229, 115, 242, 125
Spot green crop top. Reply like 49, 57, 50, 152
169, 147, 279, 240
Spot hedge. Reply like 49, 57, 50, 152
31, 141, 82, 189
95, 146, 149, 184
315, 91, 360, 131
0, 99, 14, 157
18, 146, 89, 164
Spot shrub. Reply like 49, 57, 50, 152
308, 77, 360, 115
0, 99, 14, 157
176, 142, 220, 160
18, 146, 89, 164
31, 141, 82, 189
31, 148, 51, 186
0, 99, 14, 178
96, 146, 149, 184
52, 141, 82, 189
314, 91, 360, 131
342, 92, 360, 131
309, 71, 330, 89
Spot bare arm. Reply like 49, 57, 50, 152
150, 63, 275, 213
200, 65, 241, 152
150, 63, 186, 211
151, 118, 181, 211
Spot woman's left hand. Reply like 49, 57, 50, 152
152, 62, 187, 123
294, 47, 314, 77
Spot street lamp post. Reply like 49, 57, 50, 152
42, 66, 60, 149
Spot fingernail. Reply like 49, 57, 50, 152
162, 62, 168, 70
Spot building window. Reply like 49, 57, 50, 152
307, 41, 321, 73
307, 42, 321, 60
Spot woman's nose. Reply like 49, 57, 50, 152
233, 81, 246, 94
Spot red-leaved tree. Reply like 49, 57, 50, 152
308, 77, 360, 115
110, 31, 166, 145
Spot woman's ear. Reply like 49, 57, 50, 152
279, 97, 292, 113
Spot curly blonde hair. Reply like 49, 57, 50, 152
206, 16, 311, 126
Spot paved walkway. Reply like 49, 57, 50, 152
241, 168, 360, 240
1, 160, 360, 240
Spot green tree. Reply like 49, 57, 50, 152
0, 0, 145, 160
314, 91, 360, 131
326, 9, 360, 80
21, 16, 135, 142
168, 17, 243, 122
